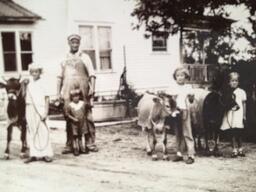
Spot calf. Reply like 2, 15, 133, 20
0, 76, 28, 159
137, 92, 177, 160
202, 88, 239, 156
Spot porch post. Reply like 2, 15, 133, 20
179, 26, 184, 65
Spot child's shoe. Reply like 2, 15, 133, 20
238, 149, 245, 157
231, 149, 238, 158
185, 157, 195, 164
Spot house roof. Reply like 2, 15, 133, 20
182, 15, 236, 31
0, 0, 42, 24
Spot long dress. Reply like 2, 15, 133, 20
26, 78, 53, 158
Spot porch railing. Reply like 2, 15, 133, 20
182, 63, 217, 84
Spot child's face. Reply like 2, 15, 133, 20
175, 71, 186, 85
72, 95, 80, 103
229, 75, 239, 88
30, 69, 41, 80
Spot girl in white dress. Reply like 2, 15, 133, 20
220, 72, 247, 157
24, 63, 53, 163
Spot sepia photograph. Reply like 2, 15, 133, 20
0, 0, 256, 191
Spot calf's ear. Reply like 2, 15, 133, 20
152, 97, 160, 103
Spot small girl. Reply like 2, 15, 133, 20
167, 67, 195, 164
220, 72, 247, 157
25, 63, 53, 163
65, 88, 89, 156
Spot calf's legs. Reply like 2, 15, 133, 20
4, 124, 13, 159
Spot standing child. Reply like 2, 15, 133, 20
25, 63, 53, 164
65, 88, 89, 156
167, 67, 195, 164
220, 72, 247, 157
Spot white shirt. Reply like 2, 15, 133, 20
166, 83, 193, 110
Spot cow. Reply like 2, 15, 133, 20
0, 76, 28, 159
137, 92, 177, 161
190, 86, 239, 157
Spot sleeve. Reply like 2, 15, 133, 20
65, 104, 72, 117
241, 89, 247, 101
81, 53, 96, 78
57, 61, 65, 79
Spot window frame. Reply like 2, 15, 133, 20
151, 33, 168, 52
79, 24, 113, 73
0, 28, 34, 75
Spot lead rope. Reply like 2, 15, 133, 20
27, 87, 50, 151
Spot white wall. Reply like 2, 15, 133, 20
9, 0, 181, 96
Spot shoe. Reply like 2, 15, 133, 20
185, 157, 195, 164
172, 155, 183, 162
43, 156, 53, 163
79, 147, 90, 154
231, 151, 238, 158
73, 148, 80, 156
24, 157, 37, 164
238, 151, 245, 157
88, 145, 99, 152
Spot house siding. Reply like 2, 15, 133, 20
1, 0, 181, 97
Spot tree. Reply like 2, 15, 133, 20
131, 0, 256, 36
131, 0, 256, 64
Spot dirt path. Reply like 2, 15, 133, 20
0, 121, 256, 192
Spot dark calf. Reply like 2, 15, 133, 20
0, 76, 28, 159
202, 89, 239, 156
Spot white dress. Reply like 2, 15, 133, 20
220, 88, 247, 130
26, 78, 53, 157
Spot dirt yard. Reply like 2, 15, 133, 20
0, 120, 256, 192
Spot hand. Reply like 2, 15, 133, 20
41, 115, 47, 122
73, 118, 79, 123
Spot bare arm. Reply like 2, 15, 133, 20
243, 101, 246, 120
41, 96, 50, 121
57, 77, 63, 98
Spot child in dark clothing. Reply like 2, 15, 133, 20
66, 88, 89, 156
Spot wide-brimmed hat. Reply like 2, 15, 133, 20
67, 34, 81, 41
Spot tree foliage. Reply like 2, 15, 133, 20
131, 0, 256, 35
131, 0, 256, 63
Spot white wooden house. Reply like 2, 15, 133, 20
0, 0, 239, 120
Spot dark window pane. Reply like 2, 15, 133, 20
21, 53, 33, 70
3, 53, 17, 71
82, 50, 97, 70
2, 32, 16, 51
20, 32, 32, 51
100, 50, 111, 70
152, 35, 167, 51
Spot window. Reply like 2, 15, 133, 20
79, 25, 112, 71
1, 31, 33, 72
152, 34, 167, 52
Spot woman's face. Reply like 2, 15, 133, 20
30, 69, 41, 80
229, 75, 239, 88
175, 71, 186, 85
